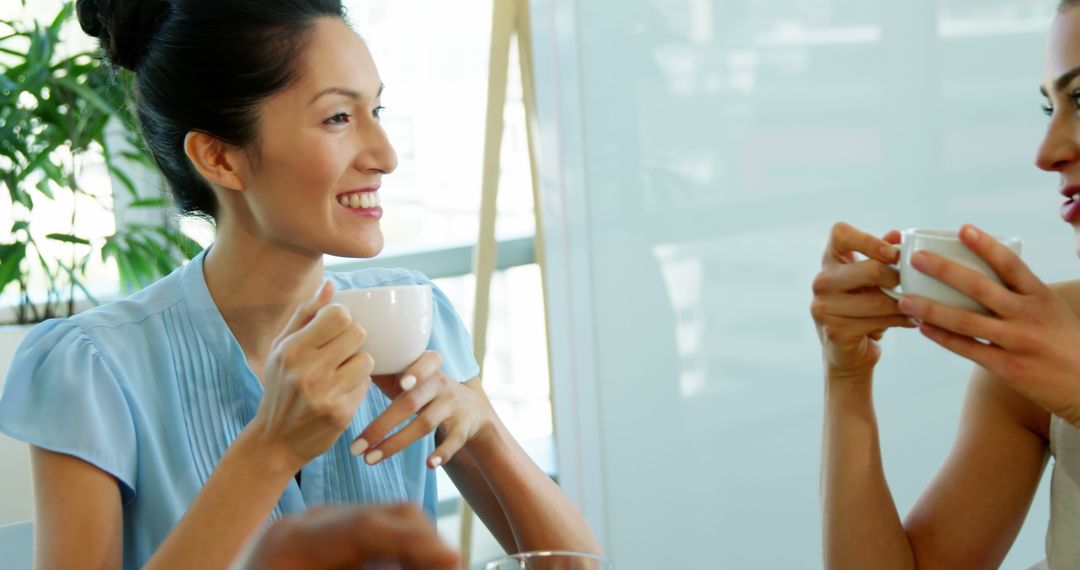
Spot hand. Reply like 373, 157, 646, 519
250, 281, 374, 470
236, 503, 459, 570
351, 351, 493, 468
811, 222, 918, 382
897, 224, 1080, 424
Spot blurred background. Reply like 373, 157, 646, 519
0, 0, 1071, 568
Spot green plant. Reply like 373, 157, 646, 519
0, 3, 200, 324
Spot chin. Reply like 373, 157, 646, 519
331, 232, 384, 259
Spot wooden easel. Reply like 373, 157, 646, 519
465, 0, 549, 564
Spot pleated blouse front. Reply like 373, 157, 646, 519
0, 250, 479, 568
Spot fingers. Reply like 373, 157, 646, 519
907, 250, 1018, 316
371, 352, 442, 400
352, 373, 442, 457
429, 418, 467, 468
917, 321, 1005, 372
319, 321, 366, 367
329, 352, 375, 399
289, 303, 355, 350
824, 222, 900, 265
958, 224, 1040, 295
287, 504, 459, 570
350, 505, 459, 569
811, 291, 904, 319
898, 294, 1006, 344
819, 315, 917, 342
278, 280, 335, 341
812, 258, 899, 295
367, 399, 453, 467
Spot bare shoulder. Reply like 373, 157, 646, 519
1050, 279, 1080, 315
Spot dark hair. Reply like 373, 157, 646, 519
75, 0, 346, 221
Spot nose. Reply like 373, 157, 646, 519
1035, 114, 1080, 172
354, 119, 398, 175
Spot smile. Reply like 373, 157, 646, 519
337, 190, 381, 210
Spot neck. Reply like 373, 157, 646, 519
203, 228, 326, 371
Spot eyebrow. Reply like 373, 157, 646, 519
1041, 67, 1080, 96
308, 83, 385, 105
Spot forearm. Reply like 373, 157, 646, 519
451, 419, 601, 554
822, 376, 915, 570
145, 425, 298, 570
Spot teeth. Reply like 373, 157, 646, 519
338, 191, 382, 209
1073, 193, 1080, 201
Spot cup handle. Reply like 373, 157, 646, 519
878, 243, 903, 301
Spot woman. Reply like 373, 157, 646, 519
0, 1, 599, 568
813, 1, 1080, 567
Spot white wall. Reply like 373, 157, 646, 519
534, 0, 1062, 567
0, 326, 33, 525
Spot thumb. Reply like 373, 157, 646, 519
278, 280, 335, 341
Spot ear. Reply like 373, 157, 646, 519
183, 131, 247, 192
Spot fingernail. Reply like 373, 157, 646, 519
910, 251, 927, 270
962, 225, 978, 241
429, 456, 443, 468
880, 245, 897, 260
350, 438, 369, 456
400, 375, 417, 391
365, 449, 383, 465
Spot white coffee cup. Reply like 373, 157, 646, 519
880, 228, 1022, 315
331, 284, 433, 375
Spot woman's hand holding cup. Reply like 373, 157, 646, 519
811, 223, 918, 383
251, 280, 374, 471
896, 224, 1080, 425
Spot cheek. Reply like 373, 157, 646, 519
266, 139, 350, 190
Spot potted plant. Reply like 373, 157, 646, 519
0, 2, 199, 334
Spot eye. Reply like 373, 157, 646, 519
324, 112, 352, 125
1043, 102, 1054, 117
372, 105, 386, 120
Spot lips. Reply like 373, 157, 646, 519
1061, 185, 1080, 223
336, 186, 382, 220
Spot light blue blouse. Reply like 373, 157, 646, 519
0, 250, 479, 568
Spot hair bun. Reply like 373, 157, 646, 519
75, 0, 170, 71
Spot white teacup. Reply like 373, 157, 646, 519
332, 284, 433, 375
880, 228, 1022, 315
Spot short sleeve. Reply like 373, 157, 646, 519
418, 275, 481, 382
0, 319, 137, 502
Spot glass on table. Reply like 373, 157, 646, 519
484, 550, 614, 570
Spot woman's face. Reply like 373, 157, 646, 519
233, 17, 397, 259
1039, 6, 1080, 254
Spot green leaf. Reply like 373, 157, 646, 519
127, 198, 166, 208
48, 3, 74, 35
107, 163, 139, 198
45, 233, 90, 245
53, 75, 116, 117
10, 220, 28, 232
0, 242, 27, 294
56, 263, 99, 307
35, 177, 54, 199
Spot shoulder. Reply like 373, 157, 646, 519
1050, 279, 1080, 316
70, 268, 185, 331
326, 266, 429, 292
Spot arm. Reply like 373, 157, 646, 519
31, 448, 124, 570
823, 366, 1048, 569
33, 282, 373, 569
358, 366, 601, 555
442, 379, 600, 554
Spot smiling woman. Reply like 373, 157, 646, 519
812, 0, 1080, 568
0, 1, 599, 568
